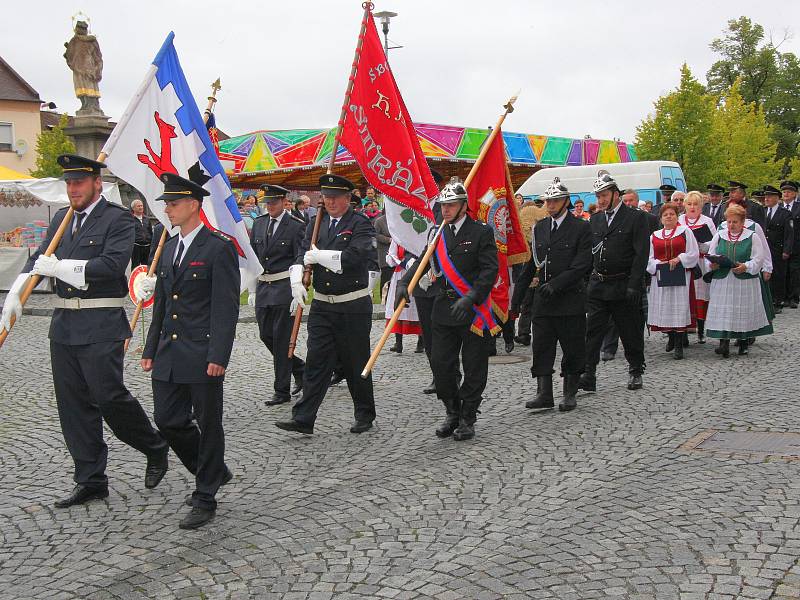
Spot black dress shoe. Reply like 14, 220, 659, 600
504, 340, 514, 354
422, 379, 437, 395
145, 447, 169, 489
601, 351, 615, 362
389, 344, 402, 353
330, 372, 345, 386
774, 305, 783, 314
790, 300, 798, 309
720, 339, 730, 358
627, 374, 643, 390
179, 507, 215, 530
738, 340, 749, 355
452, 420, 475, 441
350, 421, 373, 433
291, 379, 303, 396
186, 467, 233, 506
265, 394, 291, 406
275, 419, 314, 435
514, 335, 531, 347
54, 485, 108, 508
665, 335, 675, 352
415, 337, 425, 353
577, 373, 596, 392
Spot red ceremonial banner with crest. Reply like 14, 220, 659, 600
466, 129, 530, 322
338, 10, 438, 257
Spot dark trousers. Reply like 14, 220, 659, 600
430, 320, 488, 418
132, 244, 151, 268
255, 305, 305, 400
50, 340, 166, 487
784, 254, 800, 302
415, 294, 435, 360
292, 309, 375, 426
601, 320, 619, 355
532, 314, 586, 377
585, 294, 645, 375
517, 288, 535, 340
770, 253, 788, 303
152, 379, 225, 510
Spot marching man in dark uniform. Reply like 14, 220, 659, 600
512, 178, 592, 412
781, 180, 800, 309
0, 154, 168, 508
275, 174, 377, 435
723, 180, 765, 227
396, 180, 498, 441
248, 184, 305, 406
140, 173, 240, 529
579, 170, 650, 392
763, 185, 794, 314
703, 184, 726, 226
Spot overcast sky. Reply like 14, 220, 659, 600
3, 0, 799, 144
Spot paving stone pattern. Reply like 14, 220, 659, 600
1, 300, 800, 599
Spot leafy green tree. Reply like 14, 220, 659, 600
706, 16, 800, 165
30, 114, 76, 178
635, 64, 720, 191
712, 80, 781, 188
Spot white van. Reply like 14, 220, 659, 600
517, 160, 687, 206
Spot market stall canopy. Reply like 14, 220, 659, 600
0, 166, 33, 180
223, 122, 637, 190
0, 177, 122, 209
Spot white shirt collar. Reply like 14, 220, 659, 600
605, 201, 623, 221
449, 214, 468, 236
551, 211, 568, 229
269, 210, 286, 226
76, 195, 103, 220
175, 223, 204, 261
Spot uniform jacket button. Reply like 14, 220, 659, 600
172, 294, 178, 300
172, 314, 178, 320
67, 287, 73, 292
171, 334, 178, 340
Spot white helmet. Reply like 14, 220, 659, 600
437, 178, 468, 204
592, 169, 618, 194
541, 176, 570, 201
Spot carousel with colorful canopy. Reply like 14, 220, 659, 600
221, 122, 637, 189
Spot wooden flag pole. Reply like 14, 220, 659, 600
360, 91, 520, 378
0, 151, 107, 349
124, 78, 222, 352
288, 1, 374, 359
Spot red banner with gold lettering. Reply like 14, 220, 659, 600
466, 129, 530, 322
338, 10, 437, 257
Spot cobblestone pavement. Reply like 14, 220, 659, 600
2, 303, 800, 600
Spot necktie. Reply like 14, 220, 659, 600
267, 218, 276, 239
328, 218, 338, 237
606, 212, 613, 225
450, 224, 457, 237
552, 220, 558, 233
73, 212, 85, 235
173, 240, 185, 271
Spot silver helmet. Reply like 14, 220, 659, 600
592, 169, 618, 194
541, 176, 570, 201
437, 178, 468, 204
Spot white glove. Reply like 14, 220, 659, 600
135, 275, 157, 302
304, 245, 342, 273
418, 272, 432, 291
289, 264, 307, 313
247, 287, 256, 307
32, 255, 88, 289
386, 253, 400, 268
368, 271, 380, 292
1, 272, 30, 332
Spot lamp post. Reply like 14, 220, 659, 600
374, 10, 402, 61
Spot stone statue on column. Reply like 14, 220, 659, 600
64, 20, 105, 117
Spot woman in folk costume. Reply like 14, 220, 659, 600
385, 240, 422, 352
705, 203, 773, 357
646, 202, 700, 360
678, 191, 718, 343
715, 200, 775, 347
